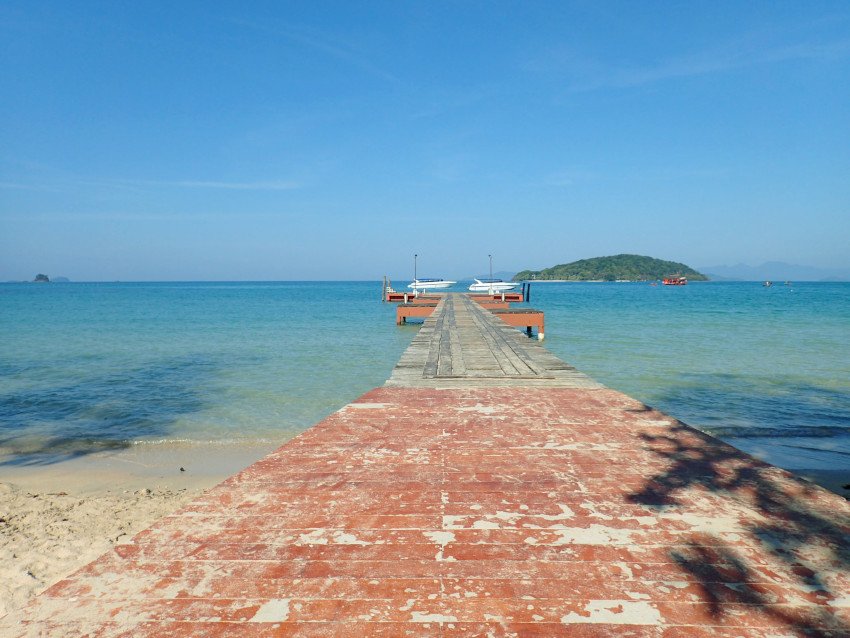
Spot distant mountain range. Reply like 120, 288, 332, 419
700, 262, 850, 282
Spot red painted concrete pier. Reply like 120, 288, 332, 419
2, 294, 849, 636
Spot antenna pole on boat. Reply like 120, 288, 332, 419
414, 253, 418, 297
489, 254, 493, 296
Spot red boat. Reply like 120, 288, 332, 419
662, 276, 687, 285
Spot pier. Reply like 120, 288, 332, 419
391, 294, 567, 385
396, 291, 545, 340
3, 293, 849, 636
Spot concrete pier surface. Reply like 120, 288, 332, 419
2, 294, 849, 636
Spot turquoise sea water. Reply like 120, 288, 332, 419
0, 282, 408, 465
533, 281, 850, 472
1, 281, 849, 473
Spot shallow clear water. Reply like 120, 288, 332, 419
530, 281, 850, 471
1, 280, 848, 472
0, 282, 412, 464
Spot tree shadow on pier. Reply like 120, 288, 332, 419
628, 419, 850, 637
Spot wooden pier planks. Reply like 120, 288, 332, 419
387, 293, 599, 388
3, 293, 850, 637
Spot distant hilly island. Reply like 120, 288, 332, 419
503, 256, 849, 282
4, 274, 71, 283
513, 255, 708, 282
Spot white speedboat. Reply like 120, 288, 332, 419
408, 278, 456, 291
468, 278, 519, 293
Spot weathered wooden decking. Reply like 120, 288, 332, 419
2, 294, 849, 636
389, 294, 594, 388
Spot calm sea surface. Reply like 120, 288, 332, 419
1, 281, 848, 473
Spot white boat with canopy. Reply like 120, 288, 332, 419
468, 278, 519, 293
408, 278, 456, 292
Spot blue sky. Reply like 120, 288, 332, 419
1, 1, 848, 281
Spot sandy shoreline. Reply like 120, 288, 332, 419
0, 442, 282, 617
1, 443, 848, 619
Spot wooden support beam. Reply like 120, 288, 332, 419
396, 303, 437, 324
490, 308, 545, 340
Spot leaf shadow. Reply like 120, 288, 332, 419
628, 418, 850, 636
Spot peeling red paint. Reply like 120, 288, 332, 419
2, 387, 848, 636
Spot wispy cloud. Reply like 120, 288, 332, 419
2, 208, 302, 223
0, 181, 48, 191
1, 177, 302, 192
407, 85, 495, 120
542, 165, 729, 187
543, 169, 600, 187
529, 34, 850, 94
581, 39, 850, 92
230, 18, 400, 84
431, 154, 475, 183
1, 210, 174, 222
163, 180, 301, 190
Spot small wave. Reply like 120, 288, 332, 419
128, 437, 290, 447
773, 442, 850, 457
703, 425, 850, 439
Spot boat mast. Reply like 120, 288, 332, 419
489, 254, 493, 296
414, 253, 418, 297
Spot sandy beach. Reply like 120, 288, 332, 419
0, 442, 281, 617
1, 441, 848, 619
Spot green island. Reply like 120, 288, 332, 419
514, 254, 709, 282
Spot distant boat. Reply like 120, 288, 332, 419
764, 281, 772, 287
408, 278, 456, 292
662, 277, 687, 286
468, 278, 519, 293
